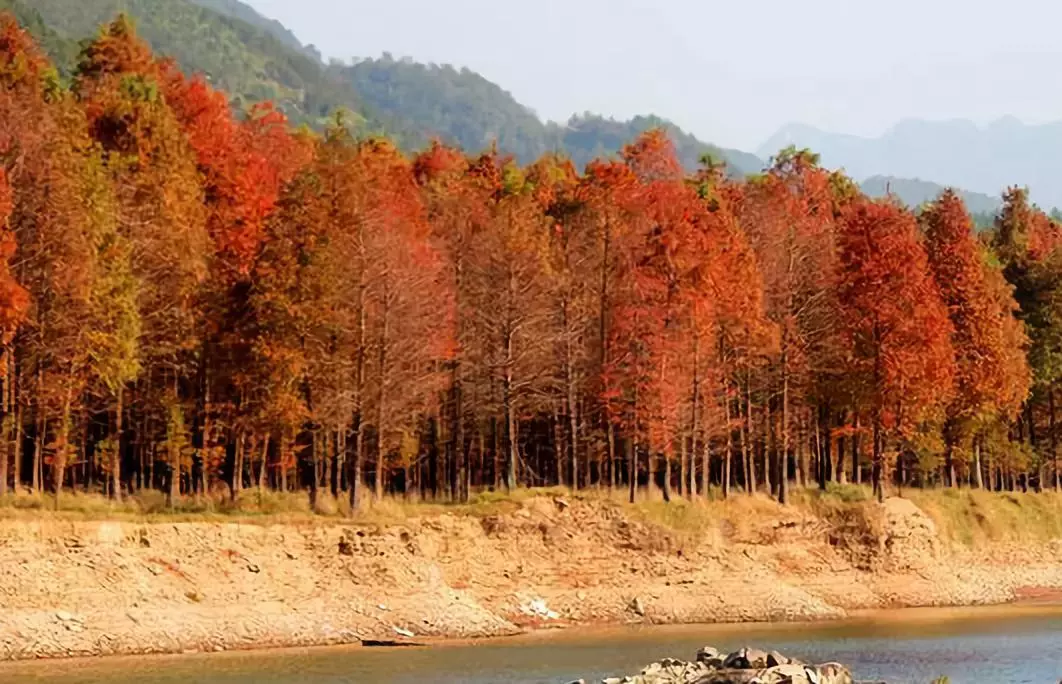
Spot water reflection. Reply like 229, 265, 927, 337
4, 607, 1062, 683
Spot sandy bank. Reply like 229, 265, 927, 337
2, 492, 1062, 661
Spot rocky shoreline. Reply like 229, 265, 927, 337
592, 646, 855, 684
2, 494, 1062, 661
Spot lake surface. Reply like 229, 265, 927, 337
5, 607, 1062, 683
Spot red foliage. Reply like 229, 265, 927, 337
0, 168, 27, 346
837, 198, 955, 437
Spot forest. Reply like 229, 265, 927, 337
0, 14, 1054, 512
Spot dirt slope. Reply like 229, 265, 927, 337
1, 494, 1061, 661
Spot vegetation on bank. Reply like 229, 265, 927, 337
5, 482, 1062, 552
0, 13, 1059, 517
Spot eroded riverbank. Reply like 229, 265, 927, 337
3, 491, 1062, 662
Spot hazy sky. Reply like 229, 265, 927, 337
246, 0, 1062, 152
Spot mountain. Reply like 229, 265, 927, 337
760, 118, 1062, 209
12, 0, 372, 130
332, 56, 764, 173
187, 0, 321, 61
860, 175, 1001, 215
8, 0, 760, 175
558, 114, 763, 176
333, 56, 551, 163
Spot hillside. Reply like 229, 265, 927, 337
6, 0, 762, 174
761, 118, 1062, 209
861, 175, 1001, 215
558, 113, 763, 176
187, 0, 321, 61
333, 56, 764, 173
333, 55, 552, 163
11, 0, 373, 131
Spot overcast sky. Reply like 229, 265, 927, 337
246, 0, 1062, 152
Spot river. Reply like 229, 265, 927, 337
3, 607, 1062, 683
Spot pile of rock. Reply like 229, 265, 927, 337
598, 646, 854, 684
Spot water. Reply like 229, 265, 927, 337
4, 608, 1062, 683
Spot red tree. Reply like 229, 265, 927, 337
836, 198, 955, 500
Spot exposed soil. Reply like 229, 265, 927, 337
1, 494, 1062, 661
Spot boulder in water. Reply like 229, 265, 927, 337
598, 647, 854, 684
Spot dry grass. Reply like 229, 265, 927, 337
2, 483, 1061, 548
906, 487, 1062, 546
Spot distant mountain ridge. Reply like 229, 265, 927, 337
5, 0, 764, 175
331, 56, 764, 174
3, 0, 1029, 203
760, 118, 1062, 209
860, 175, 1001, 215
188, 0, 321, 61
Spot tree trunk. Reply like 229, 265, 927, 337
723, 382, 732, 499
258, 434, 269, 490
505, 393, 517, 492
743, 371, 755, 493
53, 381, 74, 507
350, 412, 363, 513
1052, 389, 1059, 491
452, 258, 466, 503
872, 419, 884, 503
662, 449, 672, 503
607, 423, 617, 490
627, 435, 636, 504
779, 358, 790, 505
0, 350, 7, 497
31, 367, 42, 493
552, 403, 563, 487
687, 329, 699, 496
679, 438, 687, 498
973, 438, 984, 490
375, 305, 390, 501
762, 400, 772, 496
852, 414, 862, 485
701, 430, 710, 499
568, 385, 579, 491
563, 299, 580, 491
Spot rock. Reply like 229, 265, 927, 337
246, 562, 260, 573
767, 650, 794, 667
602, 648, 852, 684
629, 596, 646, 616
695, 646, 719, 663
723, 647, 770, 669
758, 663, 814, 683
392, 626, 414, 638
338, 538, 354, 556
55, 611, 78, 623
520, 597, 560, 620
815, 663, 852, 684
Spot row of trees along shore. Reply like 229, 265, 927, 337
0, 13, 1055, 511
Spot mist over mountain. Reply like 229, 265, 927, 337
760, 118, 1062, 209
860, 176, 1000, 216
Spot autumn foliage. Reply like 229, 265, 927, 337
0, 13, 1052, 507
